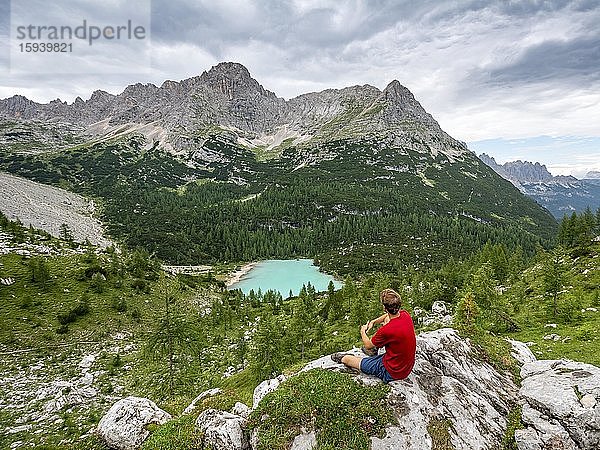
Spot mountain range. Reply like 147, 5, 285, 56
0, 62, 556, 272
480, 153, 600, 219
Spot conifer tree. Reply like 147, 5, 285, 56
249, 309, 283, 381
145, 276, 200, 397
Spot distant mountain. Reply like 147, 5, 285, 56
479, 153, 600, 218
0, 62, 556, 272
584, 170, 600, 179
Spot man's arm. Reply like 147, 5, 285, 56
360, 324, 376, 350
366, 313, 388, 331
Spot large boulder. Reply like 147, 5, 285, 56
516, 359, 600, 450
97, 396, 171, 450
196, 408, 248, 450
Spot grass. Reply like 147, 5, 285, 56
427, 418, 454, 450
501, 407, 523, 450
248, 369, 394, 450
503, 244, 600, 366
218, 368, 256, 408
141, 415, 202, 450
0, 252, 160, 350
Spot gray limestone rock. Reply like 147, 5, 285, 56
183, 387, 223, 415
195, 408, 248, 450
252, 374, 286, 409
516, 359, 600, 450
96, 396, 171, 450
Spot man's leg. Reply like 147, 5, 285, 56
341, 354, 362, 370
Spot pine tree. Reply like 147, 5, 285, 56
59, 223, 74, 242
542, 248, 566, 318
249, 310, 283, 382
145, 276, 200, 397
455, 291, 480, 334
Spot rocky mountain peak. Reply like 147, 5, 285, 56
205, 62, 252, 80
503, 160, 554, 182
383, 79, 413, 99
200, 62, 276, 101
89, 90, 115, 102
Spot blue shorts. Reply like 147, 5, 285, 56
360, 354, 394, 383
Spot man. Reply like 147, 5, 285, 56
331, 288, 416, 382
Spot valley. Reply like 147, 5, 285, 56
0, 62, 597, 450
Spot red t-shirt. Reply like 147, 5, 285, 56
371, 311, 416, 380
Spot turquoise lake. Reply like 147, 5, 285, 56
229, 259, 343, 295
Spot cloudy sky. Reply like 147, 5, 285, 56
1, 0, 599, 177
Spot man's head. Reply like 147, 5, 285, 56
380, 288, 402, 315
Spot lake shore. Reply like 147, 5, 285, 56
226, 262, 258, 287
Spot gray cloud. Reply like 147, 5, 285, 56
1, 0, 599, 151
0, 0, 9, 69
489, 36, 600, 83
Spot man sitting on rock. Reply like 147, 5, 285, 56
331, 288, 416, 382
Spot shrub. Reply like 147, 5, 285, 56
56, 296, 90, 326
111, 297, 127, 312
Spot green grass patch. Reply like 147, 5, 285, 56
427, 418, 454, 450
218, 368, 256, 408
141, 415, 202, 450
248, 369, 394, 450
501, 407, 523, 450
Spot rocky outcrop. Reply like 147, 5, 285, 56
95, 330, 599, 450
515, 360, 600, 450
196, 408, 248, 450
412, 301, 453, 327
259, 328, 519, 450
96, 396, 171, 450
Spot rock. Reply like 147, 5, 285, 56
290, 429, 317, 450
252, 374, 286, 409
231, 402, 251, 419
431, 301, 449, 316
580, 394, 597, 408
97, 396, 171, 450
413, 307, 426, 318
257, 328, 518, 450
183, 387, 223, 415
421, 313, 453, 327
516, 359, 600, 450
419, 301, 453, 327
40, 379, 97, 416
514, 427, 545, 450
507, 339, 536, 365
79, 354, 96, 370
196, 408, 248, 450
543, 333, 561, 341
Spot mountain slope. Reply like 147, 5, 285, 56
0, 63, 557, 272
480, 153, 600, 218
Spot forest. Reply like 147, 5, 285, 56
0, 135, 557, 275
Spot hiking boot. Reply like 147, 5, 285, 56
361, 346, 378, 357
330, 352, 348, 364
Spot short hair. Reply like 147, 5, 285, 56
380, 288, 402, 314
